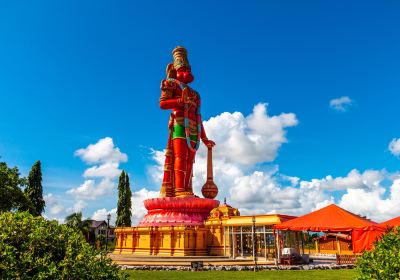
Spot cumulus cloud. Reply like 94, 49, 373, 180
329, 96, 353, 112
147, 149, 165, 184
67, 179, 115, 200
339, 178, 400, 221
227, 169, 335, 216
149, 103, 307, 216
131, 188, 159, 225
300, 169, 384, 191
44, 193, 65, 215
66, 200, 87, 214
44, 104, 399, 226
75, 137, 127, 164
92, 208, 117, 225
389, 138, 400, 157
146, 103, 399, 223
43, 137, 130, 223
228, 168, 399, 222
83, 162, 121, 179
203, 103, 298, 165
68, 137, 127, 201
90, 188, 158, 226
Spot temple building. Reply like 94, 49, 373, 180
114, 201, 297, 262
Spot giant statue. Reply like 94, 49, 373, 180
138, 46, 219, 228
114, 47, 232, 257
159, 46, 215, 198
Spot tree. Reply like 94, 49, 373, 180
65, 211, 92, 240
124, 172, 132, 225
25, 160, 45, 216
0, 211, 126, 279
0, 161, 33, 213
116, 170, 132, 227
356, 227, 400, 279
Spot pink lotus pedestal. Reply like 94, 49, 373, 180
138, 196, 220, 227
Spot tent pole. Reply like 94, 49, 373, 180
336, 235, 341, 255
275, 231, 281, 265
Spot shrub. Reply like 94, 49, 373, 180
0, 211, 126, 279
356, 227, 400, 279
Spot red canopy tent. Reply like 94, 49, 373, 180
379, 216, 400, 228
274, 204, 385, 253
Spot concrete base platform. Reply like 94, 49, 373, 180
109, 254, 275, 266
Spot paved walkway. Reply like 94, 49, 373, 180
109, 254, 275, 266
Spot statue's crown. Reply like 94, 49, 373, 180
172, 46, 190, 70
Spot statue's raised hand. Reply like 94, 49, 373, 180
202, 138, 216, 148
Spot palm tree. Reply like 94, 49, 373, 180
65, 212, 91, 241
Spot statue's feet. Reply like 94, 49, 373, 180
175, 191, 194, 198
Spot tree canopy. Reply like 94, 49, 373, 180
0, 161, 33, 213
65, 211, 92, 239
0, 211, 126, 279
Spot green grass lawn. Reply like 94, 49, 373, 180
125, 269, 356, 280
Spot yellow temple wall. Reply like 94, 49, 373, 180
114, 226, 210, 256
113, 207, 291, 257
206, 225, 226, 256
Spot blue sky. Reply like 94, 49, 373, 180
1, 1, 400, 223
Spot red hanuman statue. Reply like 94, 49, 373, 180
159, 46, 215, 198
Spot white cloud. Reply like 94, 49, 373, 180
131, 188, 159, 225
223, 167, 399, 222
67, 179, 115, 200
43, 214, 64, 224
150, 154, 398, 224
148, 104, 306, 217
139, 104, 400, 225
227, 169, 335, 217
147, 149, 165, 185
75, 137, 127, 164
67, 137, 128, 201
92, 208, 117, 225
147, 103, 298, 203
389, 138, 400, 157
43, 137, 129, 223
91, 188, 158, 226
329, 96, 353, 112
44, 104, 400, 227
299, 169, 384, 191
66, 200, 87, 214
44, 193, 65, 215
339, 178, 400, 221
83, 162, 121, 179
203, 103, 298, 165
148, 138, 400, 222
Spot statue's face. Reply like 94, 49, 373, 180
176, 66, 194, 84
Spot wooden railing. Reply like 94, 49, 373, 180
336, 254, 359, 265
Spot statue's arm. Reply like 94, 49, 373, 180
159, 80, 183, 110
201, 122, 207, 140
201, 122, 215, 148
